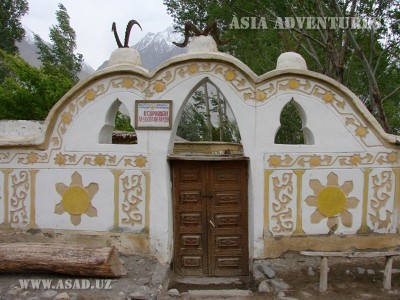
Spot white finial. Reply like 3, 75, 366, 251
276, 52, 307, 70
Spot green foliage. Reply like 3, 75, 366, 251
0, 0, 28, 55
164, 0, 400, 138
0, 3, 83, 121
177, 83, 241, 143
0, 49, 73, 120
114, 112, 135, 132
275, 102, 305, 145
35, 3, 82, 83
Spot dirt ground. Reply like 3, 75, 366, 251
255, 254, 400, 300
1, 253, 400, 299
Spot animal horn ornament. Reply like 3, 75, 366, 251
112, 19, 143, 48
173, 21, 230, 48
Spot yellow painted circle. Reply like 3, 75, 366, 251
62, 113, 72, 124
269, 156, 281, 167
309, 156, 321, 167
255, 91, 266, 101
317, 186, 346, 217
288, 80, 299, 89
135, 157, 146, 167
154, 82, 165, 92
323, 92, 334, 102
85, 90, 96, 101
225, 70, 236, 81
188, 64, 198, 73
356, 127, 367, 137
62, 186, 90, 215
122, 79, 134, 88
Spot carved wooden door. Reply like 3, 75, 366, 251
171, 160, 248, 276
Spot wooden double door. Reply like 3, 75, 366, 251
171, 160, 249, 276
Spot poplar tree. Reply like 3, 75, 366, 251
0, 0, 28, 55
35, 3, 82, 83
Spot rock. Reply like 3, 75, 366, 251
20, 291, 30, 297
258, 280, 272, 293
367, 269, 375, 275
7, 287, 21, 296
167, 289, 180, 297
27, 297, 40, 300
271, 278, 290, 292
259, 264, 276, 279
346, 270, 351, 275
307, 267, 316, 276
300, 291, 313, 298
360, 294, 375, 299
118, 292, 126, 297
253, 265, 266, 284
41, 290, 58, 298
357, 267, 366, 274
129, 292, 147, 300
55, 292, 70, 299
278, 291, 286, 298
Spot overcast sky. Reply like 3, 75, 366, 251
22, 0, 174, 69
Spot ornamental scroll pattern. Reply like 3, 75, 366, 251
9, 170, 30, 228
50, 76, 147, 151
270, 172, 296, 236
368, 170, 395, 233
266, 151, 399, 169
120, 173, 144, 229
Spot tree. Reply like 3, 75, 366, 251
0, 0, 28, 55
0, 49, 72, 120
164, 0, 400, 135
35, 3, 82, 83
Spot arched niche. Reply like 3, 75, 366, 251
171, 77, 243, 155
274, 98, 314, 145
99, 99, 136, 145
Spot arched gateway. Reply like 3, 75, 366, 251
0, 35, 399, 277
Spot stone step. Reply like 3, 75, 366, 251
170, 276, 250, 292
188, 289, 253, 299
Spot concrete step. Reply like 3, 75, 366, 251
171, 276, 251, 292
188, 289, 253, 299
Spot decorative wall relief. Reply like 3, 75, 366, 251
0, 171, 3, 225
269, 171, 296, 236
367, 169, 395, 233
54, 172, 99, 226
302, 170, 363, 235
118, 171, 146, 232
9, 170, 31, 228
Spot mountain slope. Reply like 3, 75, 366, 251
16, 27, 95, 79
98, 26, 186, 71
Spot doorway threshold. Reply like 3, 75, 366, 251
168, 154, 249, 161
170, 275, 251, 292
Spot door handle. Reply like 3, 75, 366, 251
209, 219, 216, 228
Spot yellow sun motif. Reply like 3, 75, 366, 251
54, 172, 99, 226
305, 172, 360, 230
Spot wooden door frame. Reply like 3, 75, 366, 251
169, 156, 250, 276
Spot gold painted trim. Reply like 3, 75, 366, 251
142, 171, 150, 234
112, 170, 124, 229
393, 168, 400, 233
2, 170, 12, 226
264, 170, 273, 237
29, 170, 39, 227
361, 168, 372, 233
294, 170, 305, 235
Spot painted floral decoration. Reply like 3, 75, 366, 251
305, 172, 359, 231
54, 172, 99, 226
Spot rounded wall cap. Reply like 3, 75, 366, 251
188, 36, 218, 53
276, 52, 307, 70
108, 48, 142, 67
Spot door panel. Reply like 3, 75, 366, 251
172, 160, 248, 276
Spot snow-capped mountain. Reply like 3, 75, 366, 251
97, 26, 186, 71
16, 27, 95, 79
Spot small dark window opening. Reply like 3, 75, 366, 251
275, 101, 305, 145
